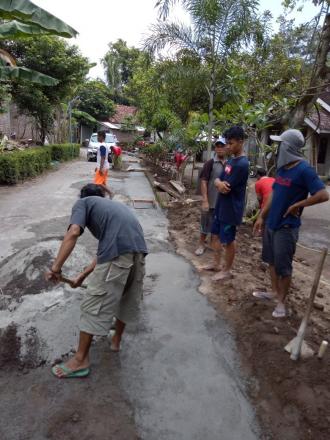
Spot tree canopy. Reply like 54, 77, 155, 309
102, 39, 148, 104
1, 36, 91, 143
145, 0, 261, 157
76, 80, 115, 121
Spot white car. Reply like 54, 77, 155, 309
87, 132, 117, 162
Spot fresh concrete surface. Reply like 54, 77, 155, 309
0, 152, 259, 440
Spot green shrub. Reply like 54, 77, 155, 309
143, 142, 169, 162
50, 143, 80, 162
0, 144, 80, 184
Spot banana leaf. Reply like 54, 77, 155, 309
0, 0, 78, 38
0, 20, 58, 39
72, 109, 97, 125
0, 66, 59, 85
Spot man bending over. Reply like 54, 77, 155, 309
46, 183, 147, 378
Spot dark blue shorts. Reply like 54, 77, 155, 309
262, 226, 299, 277
211, 217, 237, 244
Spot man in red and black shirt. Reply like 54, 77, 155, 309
195, 138, 227, 256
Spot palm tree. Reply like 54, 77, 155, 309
145, 0, 259, 158
0, 0, 77, 85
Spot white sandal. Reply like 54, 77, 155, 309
272, 304, 286, 318
195, 246, 206, 256
252, 291, 276, 300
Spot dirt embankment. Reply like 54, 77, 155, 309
166, 198, 330, 440
142, 153, 330, 440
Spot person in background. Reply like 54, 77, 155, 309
195, 137, 227, 256
253, 129, 329, 318
111, 145, 123, 170
94, 130, 110, 186
205, 126, 249, 281
92, 130, 113, 197
255, 168, 275, 210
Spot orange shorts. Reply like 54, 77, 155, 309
94, 169, 108, 185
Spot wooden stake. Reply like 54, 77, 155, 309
290, 248, 328, 361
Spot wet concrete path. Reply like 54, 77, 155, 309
0, 153, 259, 439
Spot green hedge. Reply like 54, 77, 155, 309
50, 143, 80, 162
0, 144, 80, 184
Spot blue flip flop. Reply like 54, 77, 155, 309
51, 363, 90, 378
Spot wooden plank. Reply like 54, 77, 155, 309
169, 180, 186, 194
153, 180, 182, 199
156, 191, 171, 207
126, 166, 147, 172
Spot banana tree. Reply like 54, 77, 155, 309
0, 0, 77, 84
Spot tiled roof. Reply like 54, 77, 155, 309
319, 90, 330, 106
109, 105, 137, 124
305, 107, 330, 132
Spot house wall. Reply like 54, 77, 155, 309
113, 130, 140, 144
0, 110, 10, 135
305, 128, 315, 165
10, 105, 34, 140
80, 125, 93, 144
0, 104, 35, 140
317, 135, 330, 177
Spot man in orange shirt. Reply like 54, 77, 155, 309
255, 168, 275, 210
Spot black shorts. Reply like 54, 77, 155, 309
262, 226, 299, 277
200, 209, 215, 235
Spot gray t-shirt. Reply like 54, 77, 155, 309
70, 196, 148, 264
200, 157, 225, 209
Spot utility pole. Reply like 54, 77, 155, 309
67, 96, 80, 157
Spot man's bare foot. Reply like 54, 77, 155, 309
211, 271, 232, 281
53, 355, 89, 378
200, 263, 221, 271
111, 334, 121, 352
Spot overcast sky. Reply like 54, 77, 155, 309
34, 0, 319, 80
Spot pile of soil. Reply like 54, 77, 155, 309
166, 199, 330, 440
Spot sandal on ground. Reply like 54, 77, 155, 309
51, 363, 90, 378
211, 271, 232, 281
272, 304, 286, 318
252, 291, 276, 300
200, 263, 220, 271
195, 246, 206, 256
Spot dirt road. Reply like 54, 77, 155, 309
0, 153, 260, 440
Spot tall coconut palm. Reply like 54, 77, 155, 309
0, 0, 77, 85
145, 0, 260, 158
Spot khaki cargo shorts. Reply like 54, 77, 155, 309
80, 253, 145, 336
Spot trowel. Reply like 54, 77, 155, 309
285, 248, 328, 360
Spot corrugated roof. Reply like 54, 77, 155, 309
100, 121, 121, 130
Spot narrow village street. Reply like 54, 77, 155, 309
0, 152, 260, 440
2, 1, 330, 440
